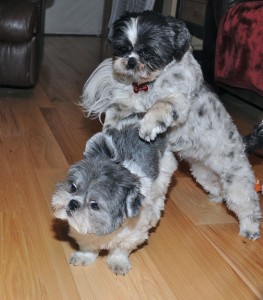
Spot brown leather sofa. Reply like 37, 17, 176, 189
0, 0, 45, 88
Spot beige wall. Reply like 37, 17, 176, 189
162, 0, 177, 16
45, 0, 105, 35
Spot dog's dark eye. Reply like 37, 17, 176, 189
120, 46, 128, 53
70, 183, 77, 193
90, 201, 99, 210
139, 49, 151, 58
114, 45, 132, 56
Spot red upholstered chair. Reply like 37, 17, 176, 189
202, 0, 263, 107
0, 0, 45, 87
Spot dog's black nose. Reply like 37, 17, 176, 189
68, 200, 80, 211
127, 57, 137, 69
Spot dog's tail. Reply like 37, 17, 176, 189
244, 120, 263, 154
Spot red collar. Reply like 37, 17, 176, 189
133, 82, 149, 93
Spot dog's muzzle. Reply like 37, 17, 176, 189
68, 200, 80, 211
127, 57, 137, 70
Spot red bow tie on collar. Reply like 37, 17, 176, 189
133, 82, 149, 93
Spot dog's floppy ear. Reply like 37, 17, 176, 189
166, 17, 191, 61
126, 184, 144, 218
84, 133, 117, 159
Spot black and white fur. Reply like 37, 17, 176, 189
52, 124, 176, 275
81, 11, 262, 240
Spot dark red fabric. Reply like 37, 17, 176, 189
215, 2, 263, 96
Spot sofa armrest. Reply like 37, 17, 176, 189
0, 0, 43, 41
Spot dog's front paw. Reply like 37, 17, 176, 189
139, 118, 167, 142
106, 253, 131, 275
69, 251, 98, 266
239, 218, 260, 240
209, 194, 224, 203
240, 229, 260, 241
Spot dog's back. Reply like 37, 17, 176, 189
106, 124, 168, 180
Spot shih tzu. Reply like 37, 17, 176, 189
52, 123, 176, 275
81, 11, 262, 240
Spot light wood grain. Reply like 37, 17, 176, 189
0, 36, 262, 299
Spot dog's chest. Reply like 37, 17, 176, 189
132, 93, 148, 111
113, 85, 159, 112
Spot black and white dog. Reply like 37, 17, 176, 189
52, 124, 177, 275
81, 11, 262, 240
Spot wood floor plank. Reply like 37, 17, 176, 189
0, 212, 44, 300
31, 84, 54, 108
170, 176, 237, 225
11, 101, 68, 169
56, 241, 143, 300
58, 244, 179, 300
200, 222, 263, 298
46, 36, 101, 77
40, 36, 101, 105
0, 99, 21, 138
146, 199, 257, 299
128, 249, 179, 300
2, 135, 80, 299
41, 106, 101, 165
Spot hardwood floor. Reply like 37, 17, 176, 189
0, 36, 262, 299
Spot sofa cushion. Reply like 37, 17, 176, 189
215, 1, 263, 96
0, 38, 38, 86
0, 0, 40, 42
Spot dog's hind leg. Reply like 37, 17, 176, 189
220, 161, 261, 240
190, 161, 223, 203
191, 160, 261, 240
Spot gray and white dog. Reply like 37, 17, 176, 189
81, 11, 261, 240
52, 124, 176, 275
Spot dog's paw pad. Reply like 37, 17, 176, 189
209, 194, 223, 203
69, 251, 98, 266
240, 230, 260, 241
139, 124, 165, 141
107, 255, 131, 275
139, 117, 168, 141
139, 130, 155, 142
239, 218, 261, 240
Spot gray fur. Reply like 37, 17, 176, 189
53, 124, 168, 236
106, 126, 167, 180
52, 122, 176, 275
81, 11, 261, 240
